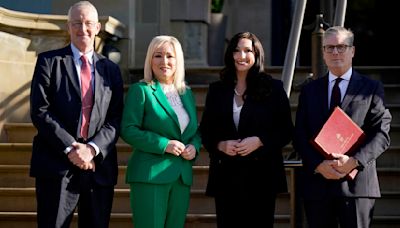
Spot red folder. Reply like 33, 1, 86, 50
312, 107, 366, 179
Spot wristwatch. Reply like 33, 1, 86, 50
354, 159, 364, 171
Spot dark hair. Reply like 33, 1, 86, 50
220, 32, 272, 101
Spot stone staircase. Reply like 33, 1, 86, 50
0, 124, 297, 228
0, 66, 399, 227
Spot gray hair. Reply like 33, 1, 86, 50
323, 26, 354, 46
67, 1, 98, 22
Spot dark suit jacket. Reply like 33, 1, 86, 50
200, 77, 294, 196
30, 45, 124, 186
294, 70, 391, 199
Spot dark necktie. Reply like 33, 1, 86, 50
80, 55, 93, 139
330, 78, 343, 110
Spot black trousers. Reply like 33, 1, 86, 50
304, 197, 375, 228
213, 161, 277, 228
215, 192, 276, 228
35, 169, 114, 228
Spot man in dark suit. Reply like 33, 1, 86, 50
29, 1, 124, 227
294, 26, 391, 228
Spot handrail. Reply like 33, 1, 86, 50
284, 160, 303, 228
333, 0, 347, 26
284, 160, 303, 167
281, 0, 307, 97
281, 0, 349, 97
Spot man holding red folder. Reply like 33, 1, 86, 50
294, 26, 392, 228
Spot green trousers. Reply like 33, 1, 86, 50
130, 177, 190, 228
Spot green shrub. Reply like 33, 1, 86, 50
211, 0, 224, 13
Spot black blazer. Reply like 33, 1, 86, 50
200, 77, 293, 196
294, 70, 392, 199
30, 45, 124, 186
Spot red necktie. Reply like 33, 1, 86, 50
330, 78, 343, 110
80, 55, 93, 139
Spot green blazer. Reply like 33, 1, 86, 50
121, 81, 201, 185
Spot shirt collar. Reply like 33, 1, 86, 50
70, 43, 94, 65
328, 67, 352, 83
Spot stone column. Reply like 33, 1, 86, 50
170, 0, 210, 67
223, 0, 272, 65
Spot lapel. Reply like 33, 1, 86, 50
180, 88, 196, 135
237, 95, 248, 133
151, 81, 180, 128
88, 53, 104, 136
62, 46, 81, 97
317, 76, 331, 118
220, 84, 238, 134
341, 71, 363, 110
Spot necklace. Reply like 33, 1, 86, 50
234, 88, 243, 96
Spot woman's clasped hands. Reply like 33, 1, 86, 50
217, 136, 263, 156
166, 140, 196, 160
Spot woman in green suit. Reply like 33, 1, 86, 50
121, 35, 201, 228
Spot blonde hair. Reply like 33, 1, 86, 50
143, 35, 186, 94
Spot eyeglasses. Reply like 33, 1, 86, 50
69, 21, 98, 29
323, 44, 352, 53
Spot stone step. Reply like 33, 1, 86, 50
291, 83, 400, 105
0, 142, 212, 166
383, 84, 400, 105
354, 66, 400, 84
377, 146, 400, 168
145, 165, 301, 198
4, 111, 400, 144
3, 123, 130, 144
0, 188, 218, 214
192, 82, 399, 117
130, 68, 400, 122
1, 164, 399, 221
288, 103, 400, 125
0, 143, 32, 165
0, 165, 214, 190
387, 104, 400, 124
0, 142, 296, 166
1, 142, 399, 170
192, 83, 400, 114
0, 187, 291, 216
0, 201, 398, 228
0, 211, 305, 228
0, 164, 298, 191
0, 212, 216, 228
374, 191, 400, 216
0, 163, 398, 193
371, 216, 400, 228
377, 168, 400, 192
4, 123, 36, 143
390, 124, 400, 147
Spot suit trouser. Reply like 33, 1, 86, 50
304, 197, 375, 228
129, 177, 190, 228
35, 170, 114, 228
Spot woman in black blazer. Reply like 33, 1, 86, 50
199, 32, 294, 228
